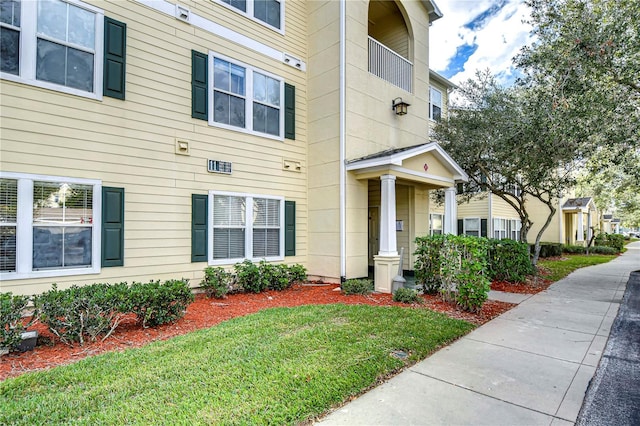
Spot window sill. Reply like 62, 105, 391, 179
1, 73, 103, 101
0, 265, 101, 281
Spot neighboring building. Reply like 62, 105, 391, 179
1, 0, 466, 295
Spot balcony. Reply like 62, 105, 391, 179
368, 37, 413, 93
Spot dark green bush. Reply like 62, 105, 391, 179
287, 264, 308, 283
414, 234, 445, 294
34, 283, 130, 346
414, 234, 490, 312
342, 279, 374, 295
594, 233, 624, 252
201, 267, 232, 299
234, 261, 308, 293
563, 244, 587, 254
234, 260, 264, 293
129, 279, 194, 328
1, 292, 33, 352
259, 261, 290, 291
487, 239, 534, 282
392, 288, 423, 304
591, 245, 617, 255
533, 243, 563, 258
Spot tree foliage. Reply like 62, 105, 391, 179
434, 71, 587, 264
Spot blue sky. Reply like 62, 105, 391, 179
429, 0, 534, 86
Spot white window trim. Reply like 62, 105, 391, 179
493, 217, 508, 240
208, 190, 284, 265
0, 0, 104, 100
0, 172, 102, 281
429, 86, 443, 121
211, 0, 285, 35
510, 219, 522, 240
208, 51, 285, 141
429, 213, 443, 236
463, 217, 480, 236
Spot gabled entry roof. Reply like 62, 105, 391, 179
346, 142, 468, 184
562, 197, 595, 212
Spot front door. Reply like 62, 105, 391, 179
368, 206, 379, 266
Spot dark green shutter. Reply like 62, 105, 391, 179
192, 50, 208, 120
456, 182, 464, 194
192, 194, 208, 262
103, 17, 126, 100
481, 219, 488, 237
285, 201, 296, 256
284, 83, 295, 139
102, 187, 124, 267
457, 219, 463, 236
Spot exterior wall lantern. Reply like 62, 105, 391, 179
392, 97, 410, 115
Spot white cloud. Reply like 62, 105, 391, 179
429, 0, 535, 86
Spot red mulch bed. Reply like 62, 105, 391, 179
490, 266, 554, 294
1, 283, 515, 381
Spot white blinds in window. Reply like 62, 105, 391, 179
213, 195, 246, 259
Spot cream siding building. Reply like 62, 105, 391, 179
1, 0, 465, 296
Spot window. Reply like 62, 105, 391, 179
216, 0, 283, 31
493, 218, 507, 239
0, 178, 17, 272
0, 172, 102, 279
210, 192, 283, 264
464, 218, 480, 237
429, 213, 443, 235
429, 86, 442, 121
0, 0, 104, 98
210, 53, 284, 139
510, 219, 521, 241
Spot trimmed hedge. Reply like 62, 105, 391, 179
414, 234, 490, 312
342, 279, 374, 295
487, 239, 534, 282
1, 293, 33, 352
32, 279, 193, 346
532, 243, 563, 258
232, 261, 307, 294
594, 233, 624, 252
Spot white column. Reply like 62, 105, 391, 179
443, 187, 457, 235
379, 174, 397, 255
577, 211, 584, 241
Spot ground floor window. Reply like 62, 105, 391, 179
463, 218, 480, 237
429, 213, 443, 235
0, 172, 101, 279
510, 219, 522, 241
210, 191, 283, 264
493, 218, 508, 239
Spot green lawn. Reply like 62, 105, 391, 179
0, 304, 473, 425
538, 254, 617, 282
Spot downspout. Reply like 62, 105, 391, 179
339, 0, 346, 284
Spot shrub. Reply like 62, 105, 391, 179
533, 243, 563, 258
594, 233, 624, 252
342, 279, 373, 295
414, 234, 491, 312
392, 288, 423, 304
563, 244, 586, 254
591, 245, 617, 255
258, 261, 290, 291
1, 292, 33, 352
201, 267, 232, 299
34, 283, 130, 346
487, 239, 534, 282
234, 260, 264, 293
129, 279, 194, 328
414, 234, 445, 294
287, 264, 308, 283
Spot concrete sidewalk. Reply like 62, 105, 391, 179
320, 242, 640, 425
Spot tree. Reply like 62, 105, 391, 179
434, 71, 590, 265
518, 0, 640, 230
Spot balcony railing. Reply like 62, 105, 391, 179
368, 36, 413, 93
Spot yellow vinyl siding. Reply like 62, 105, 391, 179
1, 0, 308, 295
